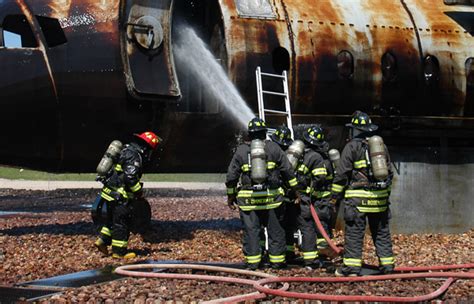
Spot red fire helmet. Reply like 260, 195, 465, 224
134, 131, 161, 150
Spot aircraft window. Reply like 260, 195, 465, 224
381, 52, 397, 82
2, 14, 37, 48
444, 0, 474, 5
36, 16, 67, 47
272, 47, 290, 74
2, 30, 22, 48
337, 50, 354, 80
424, 55, 440, 85
234, 0, 276, 19
466, 58, 474, 87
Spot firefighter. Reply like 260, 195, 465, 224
295, 126, 333, 269
226, 118, 299, 270
303, 126, 336, 256
270, 126, 298, 262
332, 111, 395, 276
94, 131, 161, 259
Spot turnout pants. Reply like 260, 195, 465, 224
314, 197, 335, 250
296, 198, 318, 265
342, 198, 395, 275
284, 201, 299, 256
239, 205, 286, 267
99, 200, 133, 255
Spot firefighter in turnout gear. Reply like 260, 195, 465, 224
94, 131, 161, 259
332, 111, 395, 276
226, 118, 299, 270
270, 126, 298, 262
302, 126, 336, 255
296, 126, 333, 269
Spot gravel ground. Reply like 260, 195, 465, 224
0, 189, 473, 302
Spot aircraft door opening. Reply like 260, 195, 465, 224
121, 0, 180, 100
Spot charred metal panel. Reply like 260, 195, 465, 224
219, 0, 422, 115
444, 0, 474, 5
217, 0, 474, 118
0, 0, 59, 164
403, 0, 474, 116
122, 0, 180, 99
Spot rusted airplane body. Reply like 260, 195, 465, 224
0, 0, 473, 169
0, 1, 473, 231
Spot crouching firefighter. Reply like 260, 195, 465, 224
226, 118, 299, 270
94, 131, 161, 259
332, 111, 395, 276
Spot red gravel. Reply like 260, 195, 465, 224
0, 189, 472, 302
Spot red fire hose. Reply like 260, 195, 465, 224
309, 203, 343, 255
114, 263, 289, 303
114, 206, 472, 302
253, 268, 474, 302
115, 262, 473, 303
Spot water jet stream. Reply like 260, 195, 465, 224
174, 26, 254, 128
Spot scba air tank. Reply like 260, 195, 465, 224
286, 140, 305, 170
96, 140, 123, 176
368, 136, 388, 181
328, 149, 340, 172
250, 139, 267, 184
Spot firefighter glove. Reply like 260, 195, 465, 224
227, 195, 237, 210
329, 192, 341, 205
111, 191, 127, 204
294, 191, 303, 205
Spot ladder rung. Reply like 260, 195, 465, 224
260, 72, 285, 79
262, 90, 287, 97
264, 109, 289, 115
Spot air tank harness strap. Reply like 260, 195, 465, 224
241, 161, 277, 172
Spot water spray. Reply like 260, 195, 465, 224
174, 26, 254, 127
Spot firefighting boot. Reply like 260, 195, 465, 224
245, 263, 259, 271
379, 265, 395, 275
271, 262, 287, 270
334, 267, 358, 277
304, 259, 322, 270
112, 252, 137, 259
94, 238, 109, 255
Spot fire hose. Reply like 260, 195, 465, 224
114, 206, 472, 302
114, 263, 289, 303
115, 262, 473, 302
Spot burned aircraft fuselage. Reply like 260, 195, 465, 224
0, 0, 473, 172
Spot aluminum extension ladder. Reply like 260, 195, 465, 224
255, 66, 294, 137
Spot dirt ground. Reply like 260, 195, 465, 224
0, 188, 473, 302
